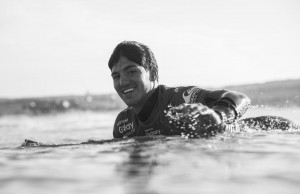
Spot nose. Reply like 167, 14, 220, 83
119, 74, 129, 87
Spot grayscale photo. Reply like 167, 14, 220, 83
1, 0, 300, 194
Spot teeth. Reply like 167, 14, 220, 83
124, 88, 134, 94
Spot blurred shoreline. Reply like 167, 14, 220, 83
224, 79, 300, 107
1, 79, 299, 116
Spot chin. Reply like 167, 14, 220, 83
122, 98, 137, 107
120, 93, 142, 107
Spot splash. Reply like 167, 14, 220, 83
164, 105, 225, 138
164, 105, 300, 138
237, 116, 300, 131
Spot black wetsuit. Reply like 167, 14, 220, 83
113, 85, 248, 138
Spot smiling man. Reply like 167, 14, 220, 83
108, 41, 251, 138
110, 55, 158, 114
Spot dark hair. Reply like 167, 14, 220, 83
108, 41, 159, 81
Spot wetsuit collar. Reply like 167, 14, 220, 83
137, 87, 159, 122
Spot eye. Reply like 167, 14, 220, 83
112, 75, 120, 80
127, 70, 137, 74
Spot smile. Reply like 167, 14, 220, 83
123, 88, 134, 94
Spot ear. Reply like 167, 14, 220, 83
150, 70, 156, 82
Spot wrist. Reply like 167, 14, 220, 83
212, 105, 236, 124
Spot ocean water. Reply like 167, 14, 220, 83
1, 107, 300, 194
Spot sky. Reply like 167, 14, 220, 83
1, 0, 300, 98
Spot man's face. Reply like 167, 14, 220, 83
111, 56, 154, 111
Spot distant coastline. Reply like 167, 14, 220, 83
1, 79, 299, 116
224, 79, 300, 107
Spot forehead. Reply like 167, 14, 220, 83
111, 56, 141, 72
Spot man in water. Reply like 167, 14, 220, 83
108, 41, 251, 138
21, 41, 298, 146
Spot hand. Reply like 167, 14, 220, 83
22, 139, 39, 147
166, 103, 223, 137
171, 103, 222, 126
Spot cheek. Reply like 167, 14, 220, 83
113, 81, 119, 91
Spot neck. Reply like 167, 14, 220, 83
133, 82, 158, 114
136, 86, 159, 122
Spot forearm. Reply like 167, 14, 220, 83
167, 103, 226, 138
212, 91, 251, 124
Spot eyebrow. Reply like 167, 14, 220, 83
111, 65, 138, 76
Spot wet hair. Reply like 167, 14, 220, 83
108, 41, 159, 82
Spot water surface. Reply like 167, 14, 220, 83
1, 107, 300, 194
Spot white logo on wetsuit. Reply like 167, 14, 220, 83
145, 128, 161, 136
119, 122, 134, 134
183, 87, 198, 103
117, 118, 129, 126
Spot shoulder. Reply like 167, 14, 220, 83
157, 85, 196, 97
113, 107, 135, 138
159, 85, 210, 105
114, 107, 133, 123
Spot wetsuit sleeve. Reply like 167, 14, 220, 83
170, 86, 251, 123
112, 108, 136, 138
204, 90, 251, 123
169, 86, 212, 105
170, 86, 226, 106
113, 112, 124, 138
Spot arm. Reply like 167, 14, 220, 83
207, 90, 251, 124
113, 123, 123, 139
113, 112, 124, 138
168, 103, 224, 138
168, 89, 251, 137
113, 109, 136, 138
